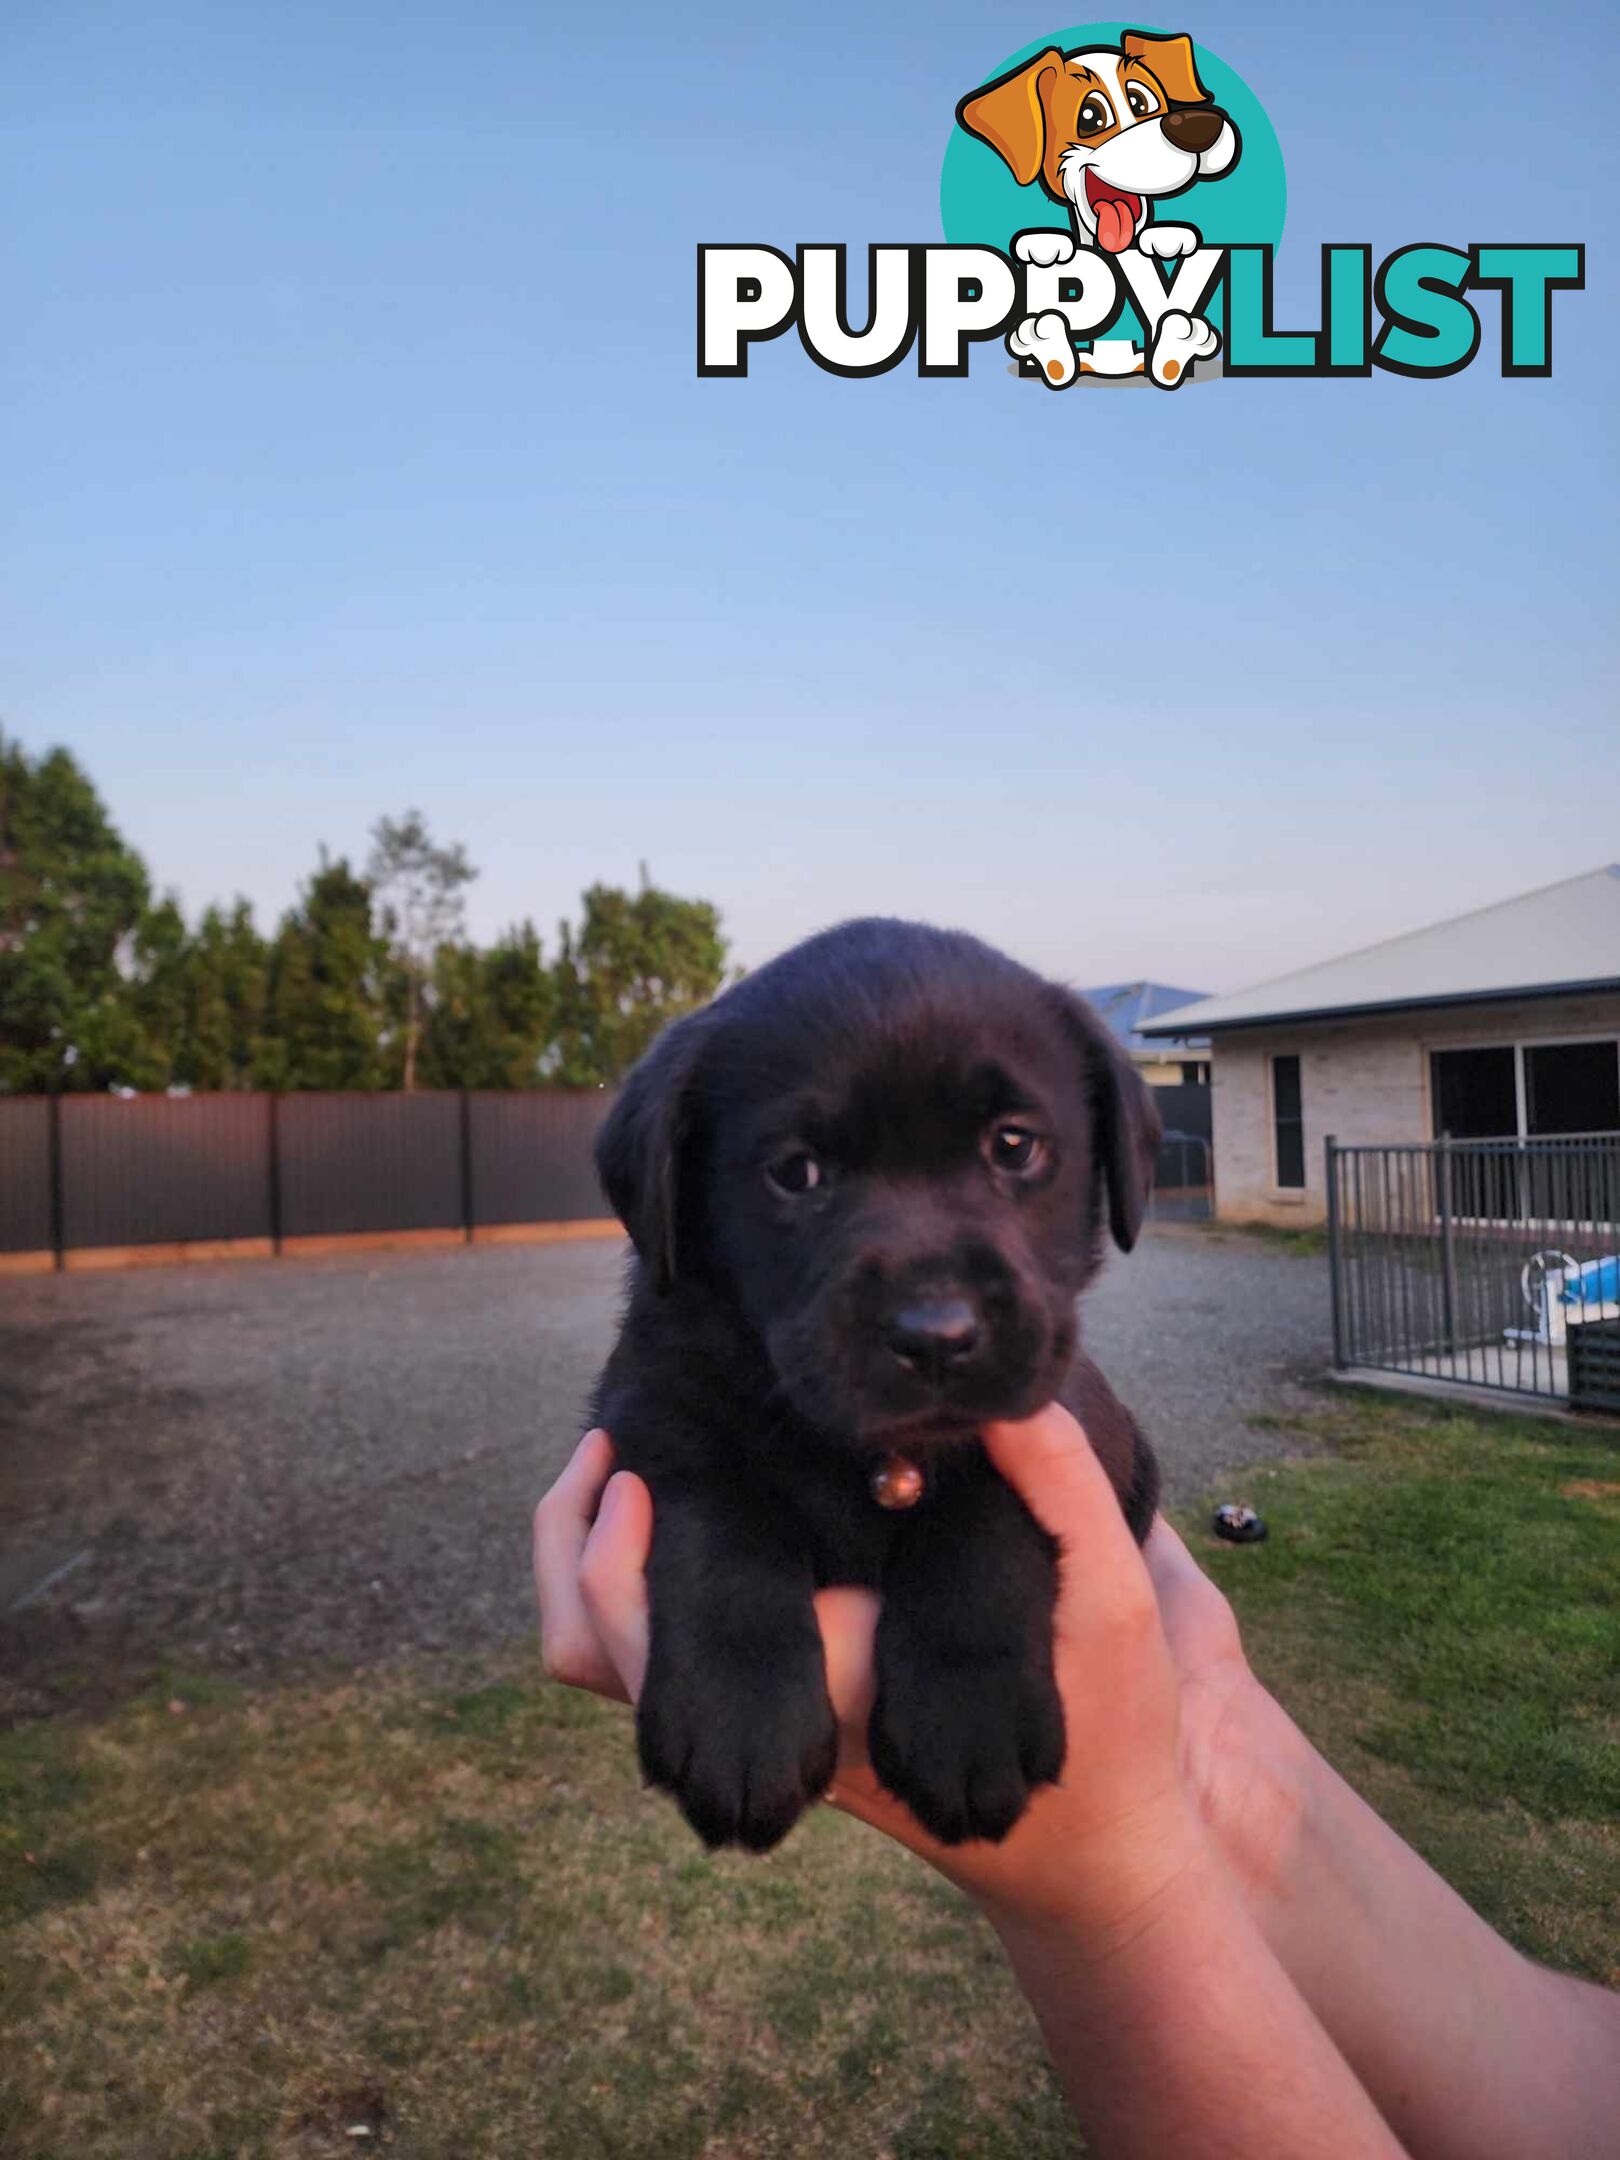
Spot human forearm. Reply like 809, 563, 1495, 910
1226, 1687, 1620, 2160
992, 1835, 1406, 2160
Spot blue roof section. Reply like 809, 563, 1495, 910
1079, 981, 1212, 1053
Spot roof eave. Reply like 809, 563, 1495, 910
1139, 974, 1620, 1038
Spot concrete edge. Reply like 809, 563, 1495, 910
1328, 1364, 1620, 1431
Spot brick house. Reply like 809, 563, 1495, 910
1142, 868, 1620, 1228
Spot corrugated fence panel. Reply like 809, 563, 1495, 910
278, 1092, 462, 1237
0, 1097, 53, 1253
469, 1090, 615, 1225
60, 1094, 274, 1249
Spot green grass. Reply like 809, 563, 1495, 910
1, 1394, 1615, 2155
1205, 1394, 1620, 1979
1183, 1218, 1330, 1257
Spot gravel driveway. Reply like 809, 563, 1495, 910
0, 1227, 1331, 1717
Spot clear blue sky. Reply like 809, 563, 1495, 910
3, 0, 1615, 991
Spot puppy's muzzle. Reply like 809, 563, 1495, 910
884, 1294, 982, 1382
1160, 107, 1225, 154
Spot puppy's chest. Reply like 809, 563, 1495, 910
756, 1455, 899, 1589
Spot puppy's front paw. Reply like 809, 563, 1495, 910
868, 1638, 1065, 1845
1139, 223, 1200, 260
1008, 311, 1077, 389
1013, 227, 1076, 268
1150, 309, 1219, 387
637, 1644, 837, 1853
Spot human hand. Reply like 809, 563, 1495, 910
532, 1410, 1301, 1945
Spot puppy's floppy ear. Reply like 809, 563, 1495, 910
595, 1011, 709, 1293
1122, 29, 1211, 106
1049, 989, 1163, 1252
956, 48, 1062, 187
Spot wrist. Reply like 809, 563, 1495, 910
1187, 1672, 1320, 1941
977, 1788, 1213, 1959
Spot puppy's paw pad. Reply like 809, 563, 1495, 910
1007, 311, 1076, 389
1013, 227, 1076, 268
1150, 310, 1219, 387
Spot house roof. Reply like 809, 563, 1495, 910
1080, 981, 1211, 1054
1141, 866, 1620, 1037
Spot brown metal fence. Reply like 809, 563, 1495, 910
0, 1097, 54, 1255
0, 1090, 617, 1265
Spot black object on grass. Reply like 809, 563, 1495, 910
1212, 1503, 1268, 1545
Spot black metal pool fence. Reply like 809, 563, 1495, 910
1326, 1134, 1620, 1413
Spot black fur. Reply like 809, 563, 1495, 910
590, 919, 1161, 1852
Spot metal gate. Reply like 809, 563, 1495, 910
1326, 1135, 1620, 1409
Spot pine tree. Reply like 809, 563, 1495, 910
259, 855, 387, 1090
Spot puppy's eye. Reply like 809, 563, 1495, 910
986, 1124, 1046, 1176
1125, 81, 1160, 118
1077, 92, 1115, 134
765, 1150, 822, 1196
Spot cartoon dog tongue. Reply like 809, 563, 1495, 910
1094, 192, 1139, 253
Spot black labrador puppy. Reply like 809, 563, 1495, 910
590, 918, 1161, 1853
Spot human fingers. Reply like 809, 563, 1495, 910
1143, 1517, 1247, 1673
534, 1429, 629, 1699
813, 1585, 880, 1770
981, 1404, 1161, 1660
576, 1470, 655, 1703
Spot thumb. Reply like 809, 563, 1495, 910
981, 1404, 1146, 1590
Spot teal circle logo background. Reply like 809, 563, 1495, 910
940, 24, 1286, 270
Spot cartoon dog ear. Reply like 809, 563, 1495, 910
1122, 29, 1211, 106
956, 48, 1063, 187
1049, 989, 1164, 1252
595, 1010, 710, 1293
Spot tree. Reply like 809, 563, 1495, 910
259, 854, 387, 1090
366, 811, 477, 1092
420, 922, 555, 1089
0, 733, 154, 1092
123, 893, 191, 1089
172, 900, 270, 1089
548, 875, 728, 1085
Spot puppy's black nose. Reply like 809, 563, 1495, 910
1160, 106, 1224, 154
886, 1297, 980, 1377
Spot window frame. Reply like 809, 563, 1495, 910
1269, 1051, 1307, 1191
1427, 1030, 1620, 1141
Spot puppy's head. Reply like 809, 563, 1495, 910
957, 31, 1239, 253
597, 920, 1160, 1449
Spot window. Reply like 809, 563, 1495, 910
1431, 1046, 1516, 1139
1271, 1054, 1305, 1189
1432, 1039, 1620, 1140
1525, 1041, 1620, 1136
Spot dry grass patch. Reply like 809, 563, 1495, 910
4, 1391, 1616, 2154
1, 1664, 1070, 2158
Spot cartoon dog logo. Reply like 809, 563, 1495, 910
957, 30, 1240, 387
